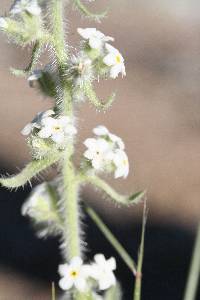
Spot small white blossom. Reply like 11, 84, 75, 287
10, 0, 41, 16
21, 110, 55, 136
103, 44, 126, 79
90, 254, 116, 290
77, 28, 114, 50
84, 126, 129, 178
93, 125, 125, 150
113, 149, 129, 179
83, 138, 111, 170
58, 257, 90, 292
38, 115, 77, 144
0, 18, 8, 29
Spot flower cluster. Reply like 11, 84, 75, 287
0, 0, 43, 46
22, 110, 77, 145
77, 27, 126, 79
58, 254, 116, 292
83, 126, 129, 178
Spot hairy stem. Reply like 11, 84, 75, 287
62, 146, 81, 260
51, 0, 81, 264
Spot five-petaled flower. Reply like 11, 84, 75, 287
21, 110, 77, 144
10, 0, 41, 16
58, 257, 90, 292
90, 254, 116, 290
103, 44, 126, 79
38, 115, 77, 144
77, 27, 114, 50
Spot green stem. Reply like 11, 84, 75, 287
183, 223, 200, 300
51, 0, 67, 65
133, 201, 147, 300
86, 206, 137, 274
62, 146, 81, 260
52, 282, 56, 300
51, 0, 81, 265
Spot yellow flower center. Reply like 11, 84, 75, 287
123, 159, 128, 166
53, 126, 61, 131
116, 55, 121, 64
70, 270, 78, 278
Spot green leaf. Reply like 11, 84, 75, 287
83, 83, 115, 111
73, 0, 107, 22
129, 191, 146, 204
183, 222, 200, 300
0, 152, 61, 189
133, 201, 147, 300
80, 174, 145, 206
86, 206, 137, 274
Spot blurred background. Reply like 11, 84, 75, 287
0, 0, 200, 299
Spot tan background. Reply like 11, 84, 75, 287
1, 0, 200, 298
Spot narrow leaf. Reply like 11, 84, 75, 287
0, 153, 60, 189
133, 200, 147, 300
73, 0, 107, 22
86, 206, 137, 274
83, 83, 115, 111
183, 222, 200, 300
81, 175, 146, 206
129, 191, 146, 204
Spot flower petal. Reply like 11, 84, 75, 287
93, 125, 109, 136
59, 277, 74, 290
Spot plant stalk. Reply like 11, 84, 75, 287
183, 223, 200, 300
51, 0, 81, 263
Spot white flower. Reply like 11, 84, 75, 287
0, 18, 8, 29
10, 0, 41, 16
90, 254, 116, 290
38, 115, 77, 144
103, 44, 126, 79
21, 110, 55, 136
83, 138, 111, 170
77, 28, 114, 50
58, 257, 90, 292
93, 125, 125, 150
113, 149, 129, 179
